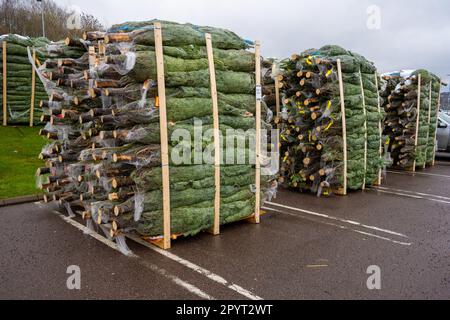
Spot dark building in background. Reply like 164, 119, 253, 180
441, 92, 450, 111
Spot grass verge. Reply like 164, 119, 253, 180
0, 126, 46, 200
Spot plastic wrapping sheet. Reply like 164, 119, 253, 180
99, 224, 114, 240
101, 94, 113, 109
262, 180, 278, 203
40, 140, 59, 158
7, 107, 30, 121
99, 176, 113, 193
27, 47, 55, 96
0, 34, 30, 42
265, 106, 274, 124
133, 192, 145, 222
98, 138, 119, 148
63, 202, 76, 218
43, 101, 62, 112
56, 124, 77, 141
66, 163, 84, 181
90, 201, 113, 224
35, 173, 47, 189
85, 219, 96, 233
115, 235, 134, 256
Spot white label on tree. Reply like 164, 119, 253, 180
256, 85, 262, 101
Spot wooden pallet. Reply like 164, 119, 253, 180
372, 176, 383, 187
332, 187, 347, 196
144, 211, 266, 249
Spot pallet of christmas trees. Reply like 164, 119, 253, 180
276, 45, 385, 196
35, 20, 276, 252
380, 70, 442, 169
0, 34, 85, 125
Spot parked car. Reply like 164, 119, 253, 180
437, 112, 450, 152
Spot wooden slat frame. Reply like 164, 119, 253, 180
432, 82, 442, 166
29, 49, 36, 127
359, 69, 368, 190
274, 77, 281, 156
153, 22, 171, 249
88, 46, 96, 71
412, 74, 422, 173
336, 59, 348, 195
374, 72, 383, 185
205, 33, 221, 235
252, 40, 262, 224
2, 41, 7, 126
275, 79, 281, 121
424, 81, 433, 168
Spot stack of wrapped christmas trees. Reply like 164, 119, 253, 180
277, 45, 385, 196
381, 70, 441, 169
0, 34, 85, 124
35, 20, 276, 251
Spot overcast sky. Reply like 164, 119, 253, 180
53, 0, 450, 83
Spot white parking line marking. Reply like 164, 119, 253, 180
387, 170, 450, 179
265, 202, 409, 238
371, 189, 450, 205
138, 259, 215, 300
126, 234, 263, 300
374, 186, 450, 201
56, 211, 129, 254
53, 211, 215, 300
263, 207, 412, 246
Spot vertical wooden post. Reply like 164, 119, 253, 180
358, 69, 367, 190
432, 83, 442, 166
98, 41, 106, 63
424, 81, 433, 168
29, 49, 36, 127
412, 74, 422, 173
2, 41, 7, 126
154, 22, 171, 249
205, 33, 221, 236
336, 59, 348, 195
88, 46, 95, 71
252, 40, 261, 224
274, 74, 281, 157
374, 72, 383, 186
273, 63, 281, 122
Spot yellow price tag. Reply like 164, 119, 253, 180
305, 56, 312, 65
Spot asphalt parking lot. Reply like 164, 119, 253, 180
1, 159, 449, 300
